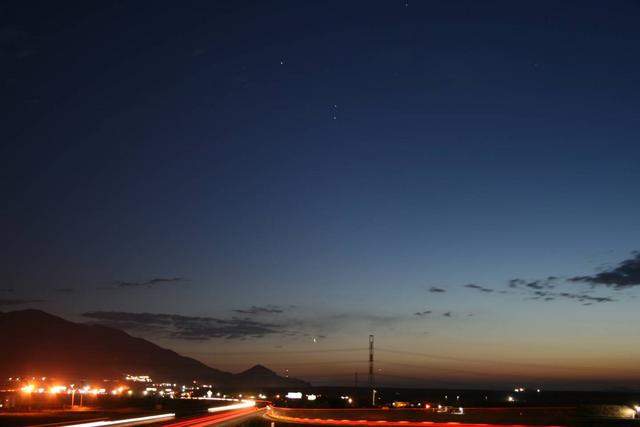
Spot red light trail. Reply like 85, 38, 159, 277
161, 406, 261, 427
265, 408, 566, 427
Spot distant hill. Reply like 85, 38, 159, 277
234, 364, 303, 388
0, 309, 309, 388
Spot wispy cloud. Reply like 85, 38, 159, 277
429, 286, 446, 293
528, 290, 614, 305
464, 283, 494, 293
104, 277, 189, 289
82, 311, 286, 340
414, 310, 432, 317
234, 305, 285, 315
0, 298, 46, 306
508, 277, 558, 290
506, 279, 614, 305
442, 311, 452, 317
507, 279, 524, 289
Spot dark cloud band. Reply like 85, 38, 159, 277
82, 310, 284, 340
569, 251, 640, 290
0, 299, 46, 306
234, 305, 284, 315
107, 277, 188, 289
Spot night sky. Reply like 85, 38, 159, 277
2, 1, 640, 390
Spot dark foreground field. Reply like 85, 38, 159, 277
2, 388, 639, 427
0, 407, 156, 427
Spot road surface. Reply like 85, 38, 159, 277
159, 406, 264, 427
264, 407, 568, 427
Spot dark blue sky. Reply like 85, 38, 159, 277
2, 1, 640, 388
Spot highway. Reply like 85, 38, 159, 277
159, 406, 264, 427
264, 407, 568, 427
58, 401, 264, 427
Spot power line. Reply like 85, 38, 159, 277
255, 359, 367, 367
186, 347, 367, 356
294, 372, 367, 378
186, 345, 635, 379
376, 348, 627, 373
374, 372, 466, 385
374, 360, 550, 380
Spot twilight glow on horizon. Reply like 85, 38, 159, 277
2, 0, 640, 390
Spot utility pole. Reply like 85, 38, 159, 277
369, 335, 374, 406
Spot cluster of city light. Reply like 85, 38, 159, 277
19, 383, 122, 396
513, 386, 541, 393
10, 375, 203, 399
11, 376, 49, 382
49, 385, 67, 394
125, 375, 152, 383
76, 385, 109, 396
110, 387, 133, 396
340, 395, 353, 404
9, 375, 277, 404
20, 384, 71, 395
425, 403, 454, 412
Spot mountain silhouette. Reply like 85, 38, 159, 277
0, 309, 309, 388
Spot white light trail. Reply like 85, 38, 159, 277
208, 400, 256, 412
62, 413, 175, 427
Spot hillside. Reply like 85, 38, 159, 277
0, 309, 309, 388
